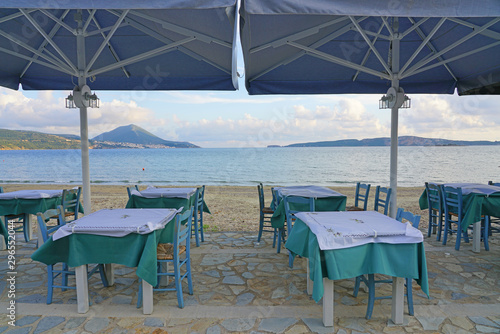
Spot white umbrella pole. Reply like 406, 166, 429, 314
389, 24, 400, 219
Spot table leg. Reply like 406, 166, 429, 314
104, 264, 114, 286
75, 265, 89, 314
142, 280, 153, 315
159, 262, 169, 287
472, 221, 481, 253
391, 276, 404, 324
306, 258, 313, 295
322, 278, 334, 327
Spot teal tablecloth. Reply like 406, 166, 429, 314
271, 196, 346, 229
419, 189, 500, 232
125, 194, 210, 214
286, 219, 429, 303
31, 215, 176, 287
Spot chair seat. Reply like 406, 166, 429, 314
262, 207, 274, 214
157, 243, 186, 260
346, 206, 364, 211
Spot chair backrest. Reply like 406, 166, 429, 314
374, 186, 391, 215
62, 187, 82, 221
425, 182, 442, 212
396, 208, 421, 228
283, 196, 315, 229
174, 207, 194, 253
36, 206, 65, 242
488, 181, 500, 186
0, 186, 3, 193
196, 185, 205, 213
126, 185, 140, 198
354, 182, 371, 210
257, 183, 265, 212
441, 185, 464, 220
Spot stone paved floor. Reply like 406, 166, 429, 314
0, 230, 499, 333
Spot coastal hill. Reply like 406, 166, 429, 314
0, 125, 199, 150
281, 136, 500, 147
91, 124, 199, 148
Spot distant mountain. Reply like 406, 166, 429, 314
0, 128, 81, 150
283, 136, 500, 147
91, 124, 199, 148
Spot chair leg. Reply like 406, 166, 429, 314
174, 260, 184, 308
288, 251, 294, 268
406, 278, 414, 316
483, 216, 490, 251
98, 264, 109, 287
186, 256, 194, 295
47, 265, 54, 304
353, 276, 362, 297
199, 210, 204, 242
437, 213, 443, 241
365, 274, 375, 320
193, 215, 200, 247
442, 216, 449, 245
276, 229, 282, 254
427, 211, 434, 237
136, 278, 143, 308
455, 224, 462, 251
62, 263, 70, 292
272, 228, 277, 248
257, 216, 264, 242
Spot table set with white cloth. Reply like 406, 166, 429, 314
32, 208, 179, 314
286, 211, 429, 327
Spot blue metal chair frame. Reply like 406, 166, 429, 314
373, 186, 392, 215
257, 183, 277, 245
126, 185, 140, 198
425, 182, 444, 240
37, 207, 108, 304
1, 186, 31, 242
487, 181, 500, 236
353, 208, 421, 319
138, 208, 194, 309
60, 187, 82, 224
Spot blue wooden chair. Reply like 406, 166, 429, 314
138, 208, 194, 309
60, 187, 82, 224
126, 185, 140, 198
373, 186, 391, 215
0, 187, 31, 242
347, 182, 371, 211
283, 196, 315, 267
192, 185, 206, 247
353, 208, 421, 319
441, 186, 489, 251
36, 207, 108, 304
425, 182, 444, 240
257, 183, 277, 245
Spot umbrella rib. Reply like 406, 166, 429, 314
83, 9, 97, 33
127, 10, 231, 48
403, 17, 500, 78
349, 16, 391, 75
408, 40, 500, 78
447, 17, 500, 41
0, 9, 37, 24
0, 46, 74, 75
39, 9, 75, 34
352, 23, 385, 82
287, 41, 390, 80
0, 29, 74, 75
89, 37, 196, 77
249, 16, 352, 54
403, 17, 457, 81
399, 18, 446, 76
249, 18, 369, 82
20, 9, 71, 79
88, 12, 130, 78
85, 10, 129, 74
400, 17, 430, 38
19, 9, 77, 74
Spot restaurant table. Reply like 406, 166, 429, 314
419, 182, 500, 252
125, 187, 210, 214
0, 189, 72, 248
31, 208, 179, 314
271, 186, 347, 230
286, 211, 428, 327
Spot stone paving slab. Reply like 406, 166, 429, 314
0, 231, 499, 333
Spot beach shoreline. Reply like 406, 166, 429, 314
0, 184, 428, 232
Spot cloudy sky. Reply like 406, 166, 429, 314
1, 81, 499, 148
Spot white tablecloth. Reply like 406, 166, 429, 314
0, 189, 63, 200
131, 187, 197, 199
443, 183, 500, 196
295, 211, 423, 250
275, 186, 344, 198
52, 208, 179, 240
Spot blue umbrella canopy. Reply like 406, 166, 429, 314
0, 1, 238, 213
240, 0, 500, 217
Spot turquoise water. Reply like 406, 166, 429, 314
0, 146, 498, 187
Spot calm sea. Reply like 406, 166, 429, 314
0, 146, 498, 187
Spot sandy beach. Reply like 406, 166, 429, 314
1, 184, 428, 232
